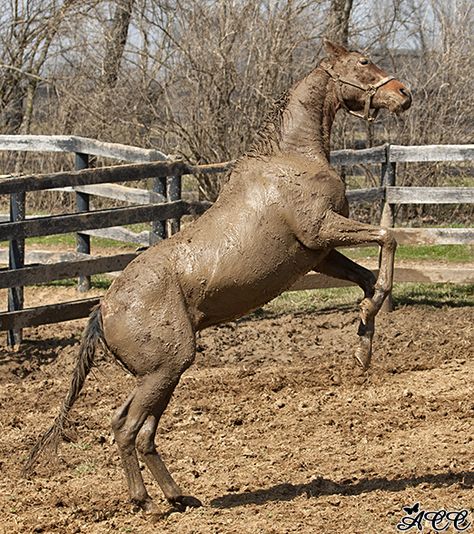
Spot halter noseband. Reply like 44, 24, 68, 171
321, 63, 394, 122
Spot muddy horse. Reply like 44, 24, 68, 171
26, 41, 411, 515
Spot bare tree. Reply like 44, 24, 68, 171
0, 0, 79, 135
102, 0, 135, 88
141, 0, 326, 199
0, 0, 471, 224
325, 0, 353, 45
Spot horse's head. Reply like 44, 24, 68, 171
321, 40, 412, 121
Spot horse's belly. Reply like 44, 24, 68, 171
194, 247, 320, 328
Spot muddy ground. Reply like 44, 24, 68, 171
0, 286, 472, 534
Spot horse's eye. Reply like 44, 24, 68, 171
359, 58, 369, 65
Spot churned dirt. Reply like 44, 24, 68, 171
0, 286, 472, 534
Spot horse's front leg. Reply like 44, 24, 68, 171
303, 211, 396, 369
315, 249, 377, 369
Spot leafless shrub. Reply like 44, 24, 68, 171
0, 0, 471, 222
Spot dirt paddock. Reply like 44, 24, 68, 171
0, 286, 472, 533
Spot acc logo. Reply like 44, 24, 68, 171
396, 502, 471, 532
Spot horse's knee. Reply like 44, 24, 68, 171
375, 273, 394, 296
164, 337, 196, 377
136, 435, 154, 456
379, 228, 397, 251
111, 418, 133, 450
111, 410, 124, 436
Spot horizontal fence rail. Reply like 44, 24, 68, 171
0, 160, 187, 194
0, 200, 210, 241
0, 137, 472, 339
389, 144, 474, 162
0, 253, 138, 289
0, 135, 169, 162
53, 183, 166, 204
0, 297, 101, 331
392, 227, 473, 245
386, 186, 474, 204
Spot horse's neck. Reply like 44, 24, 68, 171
277, 68, 338, 163
239, 67, 339, 168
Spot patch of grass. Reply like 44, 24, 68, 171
394, 283, 474, 307
74, 462, 96, 476
25, 233, 137, 250
40, 274, 112, 290
0, 234, 134, 250
260, 287, 361, 316
344, 244, 473, 263
71, 441, 92, 451
28, 234, 77, 248
395, 244, 473, 262
260, 283, 473, 317
1, 234, 76, 249
0, 222, 150, 250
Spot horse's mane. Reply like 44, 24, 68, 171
242, 90, 292, 160
242, 61, 328, 160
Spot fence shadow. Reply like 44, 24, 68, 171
210, 470, 473, 509
0, 336, 79, 367
239, 303, 357, 324
395, 292, 473, 309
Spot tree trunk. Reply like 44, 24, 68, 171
325, 0, 353, 46
102, 0, 135, 88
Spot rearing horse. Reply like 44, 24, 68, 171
26, 40, 411, 515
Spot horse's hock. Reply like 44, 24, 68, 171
0, 41, 473, 517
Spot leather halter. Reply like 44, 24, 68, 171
321, 63, 394, 122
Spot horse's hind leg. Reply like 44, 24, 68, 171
112, 388, 152, 510
136, 414, 202, 510
112, 364, 193, 513
316, 249, 377, 368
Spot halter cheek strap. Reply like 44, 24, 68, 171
322, 63, 394, 122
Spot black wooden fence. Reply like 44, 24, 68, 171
0, 135, 473, 346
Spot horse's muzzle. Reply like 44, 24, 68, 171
384, 80, 412, 113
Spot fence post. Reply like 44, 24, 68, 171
75, 152, 91, 292
167, 174, 182, 235
380, 144, 396, 312
150, 176, 167, 244
7, 190, 26, 348
380, 145, 396, 228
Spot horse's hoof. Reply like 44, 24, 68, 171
354, 339, 372, 371
130, 496, 160, 515
170, 495, 203, 511
354, 345, 372, 371
131, 499, 171, 522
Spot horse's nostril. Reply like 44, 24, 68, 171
399, 87, 410, 98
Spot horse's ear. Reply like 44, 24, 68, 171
323, 39, 349, 59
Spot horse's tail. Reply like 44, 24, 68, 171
23, 304, 104, 475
